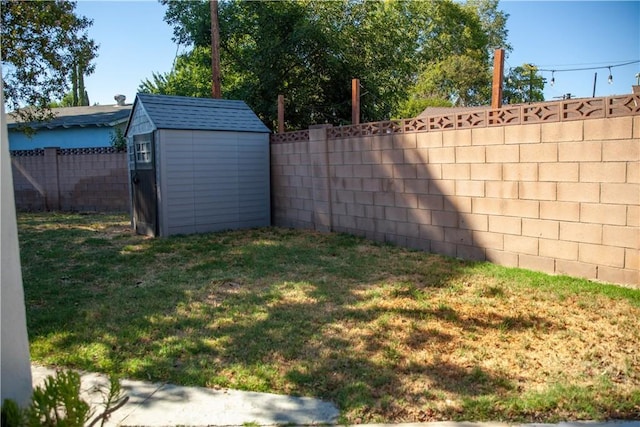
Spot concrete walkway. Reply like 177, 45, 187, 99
31, 365, 640, 427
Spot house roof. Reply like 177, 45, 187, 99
6, 104, 132, 130
128, 93, 270, 134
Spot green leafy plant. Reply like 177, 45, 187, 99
110, 127, 127, 152
1, 370, 127, 427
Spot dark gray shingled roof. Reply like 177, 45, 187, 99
7, 105, 132, 129
131, 93, 270, 133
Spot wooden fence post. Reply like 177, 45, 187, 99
278, 94, 284, 134
491, 48, 505, 109
352, 78, 360, 125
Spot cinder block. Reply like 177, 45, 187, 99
356, 216, 376, 232
520, 143, 558, 162
352, 164, 373, 178
518, 254, 555, 274
428, 179, 456, 196
371, 135, 393, 150
558, 141, 602, 162
539, 163, 579, 182
403, 179, 429, 195
628, 206, 639, 226
580, 162, 626, 183
396, 221, 420, 237
371, 164, 393, 179
472, 197, 504, 215
486, 145, 519, 163
470, 163, 502, 181
603, 225, 639, 249
503, 163, 538, 181
444, 196, 472, 213
361, 150, 382, 164
381, 149, 404, 164
584, 117, 633, 141
580, 203, 627, 226
485, 249, 518, 267
597, 266, 639, 286
456, 244, 486, 261
628, 161, 639, 184
443, 129, 471, 147
472, 126, 504, 145
456, 180, 485, 197
393, 133, 417, 149
355, 191, 373, 205
519, 182, 557, 201
395, 193, 418, 208
625, 249, 639, 270
602, 140, 640, 162
455, 146, 485, 163
430, 240, 457, 257
404, 148, 428, 165
418, 163, 442, 180
473, 230, 504, 250
429, 147, 455, 163
458, 213, 488, 231
362, 178, 382, 192
442, 163, 470, 180
432, 210, 458, 227
381, 178, 403, 192
522, 218, 559, 239
374, 191, 395, 207
502, 199, 539, 219
445, 228, 473, 245
488, 215, 521, 235
407, 208, 432, 224
555, 260, 597, 280
540, 201, 580, 221
418, 194, 444, 211
504, 235, 538, 255
420, 224, 445, 241
601, 183, 639, 205
560, 221, 602, 244
394, 164, 417, 179
486, 181, 518, 199
416, 131, 443, 148
505, 123, 541, 144
385, 206, 408, 222
343, 151, 361, 165
539, 239, 578, 260
541, 121, 583, 142
557, 183, 600, 203
579, 243, 625, 268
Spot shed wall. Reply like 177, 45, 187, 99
157, 129, 270, 236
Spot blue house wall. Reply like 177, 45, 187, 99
9, 126, 118, 150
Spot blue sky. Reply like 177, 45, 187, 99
76, 0, 640, 107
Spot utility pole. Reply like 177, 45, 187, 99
210, 0, 221, 99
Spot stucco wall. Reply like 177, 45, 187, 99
271, 112, 639, 287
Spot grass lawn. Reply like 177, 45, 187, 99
17, 212, 640, 423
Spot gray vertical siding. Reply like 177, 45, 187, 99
158, 129, 270, 236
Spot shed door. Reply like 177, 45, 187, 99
131, 133, 157, 236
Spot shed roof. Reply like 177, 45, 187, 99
7, 104, 132, 130
128, 93, 270, 134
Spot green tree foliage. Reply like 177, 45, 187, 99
147, 0, 510, 129
503, 64, 546, 104
1, 0, 98, 122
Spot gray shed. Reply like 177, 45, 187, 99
124, 93, 271, 237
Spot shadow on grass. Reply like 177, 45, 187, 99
19, 214, 562, 421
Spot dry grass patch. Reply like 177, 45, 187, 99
18, 213, 640, 423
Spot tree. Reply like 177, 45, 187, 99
1, 0, 98, 122
503, 64, 545, 104
150, 0, 510, 129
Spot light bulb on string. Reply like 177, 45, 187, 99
550, 71, 555, 87
607, 66, 613, 84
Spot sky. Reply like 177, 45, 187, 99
75, 0, 640, 107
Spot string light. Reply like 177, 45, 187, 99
550, 71, 555, 87
608, 66, 613, 84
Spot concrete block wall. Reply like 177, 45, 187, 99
11, 149, 130, 212
271, 116, 639, 287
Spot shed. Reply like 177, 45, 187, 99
124, 93, 271, 237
